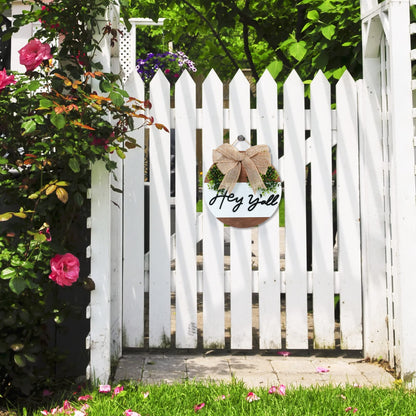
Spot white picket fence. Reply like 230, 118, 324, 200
89, 67, 362, 358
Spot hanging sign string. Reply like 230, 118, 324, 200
212, 143, 271, 194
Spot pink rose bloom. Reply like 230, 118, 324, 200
49, 253, 80, 287
0, 68, 16, 91
18, 39, 52, 72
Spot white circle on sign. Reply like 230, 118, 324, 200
203, 182, 282, 228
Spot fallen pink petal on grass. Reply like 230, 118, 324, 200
215, 394, 229, 400
316, 366, 330, 373
142, 391, 150, 398
246, 392, 260, 402
99, 384, 111, 393
340, 394, 347, 400
269, 384, 286, 396
194, 402, 205, 412
124, 410, 141, 416
345, 407, 358, 413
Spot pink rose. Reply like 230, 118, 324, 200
18, 39, 52, 72
49, 253, 80, 287
0, 68, 16, 91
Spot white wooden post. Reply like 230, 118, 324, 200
385, 0, 416, 385
359, 10, 389, 361
89, 7, 119, 383
89, 161, 112, 383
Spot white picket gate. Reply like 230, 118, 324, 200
89, 66, 362, 360
85, 0, 416, 386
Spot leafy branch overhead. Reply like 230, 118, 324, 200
131, 0, 361, 83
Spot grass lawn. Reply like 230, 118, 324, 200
6, 379, 416, 416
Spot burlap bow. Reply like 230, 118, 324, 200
213, 143, 271, 194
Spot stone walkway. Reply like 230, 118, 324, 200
114, 352, 395, 388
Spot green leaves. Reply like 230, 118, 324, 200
69, 157, 80, 173
50, 112, 66, 129
1, 267, 16, 280
321, 24, 336, 40
288, 40, 307, 62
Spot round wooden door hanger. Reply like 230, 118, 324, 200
203, 138, 282, 228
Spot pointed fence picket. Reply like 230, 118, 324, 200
202, 70, 225, 349
115, 68, 363, 353
284, 70, 308, 349
310, 71, 335, 349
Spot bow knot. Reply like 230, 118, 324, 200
212, 143, 271, 194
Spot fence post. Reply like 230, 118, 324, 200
88, 6, 117, 384
89, 161, 112, 383
386, 0, 416, 385
359, 10, 389, 361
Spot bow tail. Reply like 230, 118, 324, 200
243, 158, 266, 194
218, 163, 241, 193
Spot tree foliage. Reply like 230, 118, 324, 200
131, 0, 361, 83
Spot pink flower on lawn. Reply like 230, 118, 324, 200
49, 253, 80, 287
112, 385, 124, 397
316, 366, 330, 373
246, 392, 260, 402
99, 384, 111, 393
268, 384, 286, 396
345, 407, 358, 413
78, 394, 93, 401
194, 403, 205, 412
0, 68, 16, 91
124, 410, 141, 416
18, 38, 52, 71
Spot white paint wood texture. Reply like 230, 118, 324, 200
202, 70, 225, 348
379, 37, 395, 368
175, 71, 198, 348
386, 1, 416, 384
310, 71, 335, 349
149, 70, 172, 347
337, 71, 362, 350
122, 71, 145, 347
358, 41, 389, 357
229, 70, 252, 349
90, 161, 112, 383
284, 70, 308, 349
110, 152, 123, 358
256, 70, 281, 349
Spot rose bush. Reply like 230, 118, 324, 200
0, 0, 166, 398
18, 38, 53, 72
